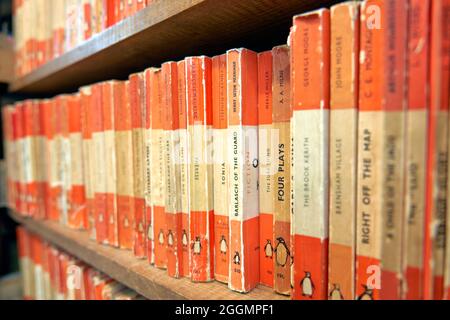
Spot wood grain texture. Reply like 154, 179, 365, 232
10, 0, 338, 94
9, 209, 287, 300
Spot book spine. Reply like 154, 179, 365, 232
91, 85, 108, 244
115, 80, 135, 250
290, 9, 330, 300
272, 45, 291, 295
212, 54, 229, 283
227, 48, 259, 292
186, 56, 215, 282
16, 226, 32, 300
257, 50, 274, 288
106, 0, 116, 27
150, 69, 167, 269
104, 81, 119, 247
144, 68, 154, 263
130, 72, 147, 258
82, 0, 93, 40
425, 0, 450, 300
80, 86, 96, 240
68, 94, 87, 230
445, 0, 450, 299
2, 107, 15, 210
36, 101, 47, 220
23, 100, 35, 217
328, 1, 359, 300
162, 62, 183, 277
177, 60, 191, 277
16, 102, 27, 216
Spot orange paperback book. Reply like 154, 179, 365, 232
257, 50, 274, 288
290, 9, 330, 300
23, 100, 38, 218
150, 68, 167, 269
115, 80, 135, 250
227, 48, 259, 292
212, 54, 229, 283
186, 56, 215, 282
177, 60, 191, 277
103, 81, 119, 247
35, 100, 46, 220
130, 72, 147, 258
80, 86, 96, 240
328, 1, 359, 300
404, 0, 430, 300
162, 62, 183, 277
272, 45, 291, 295
17, 102, 28, 216
92, 84, 108, 244
17, 226, 32, 300
67, 94, 87, 229
425, 0, 450, 300
2, 106, 15, 210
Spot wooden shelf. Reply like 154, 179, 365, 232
8, 209, 288, 300
9, 0, 338, 95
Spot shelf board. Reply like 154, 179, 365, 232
9, 209, 288, 300
9, 0, 338, 95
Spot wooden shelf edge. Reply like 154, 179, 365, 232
8, 209, 287, 300
9, 0, 337, 94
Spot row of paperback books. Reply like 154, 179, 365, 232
13, 0, 151, 77
3, 0, 450, 300
16, 226, 145, 300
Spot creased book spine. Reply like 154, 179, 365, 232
257, 50, 274, 288
186, 56, 215, 282
212, 54, 229, 283
227, 48, 259, 292
328, 1, 359, 301
290, 9, 330, 300
130, 72, 147, 258
272, 45, 291, 295
162, 62, 183, 277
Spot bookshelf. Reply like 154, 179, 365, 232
8, 209, 287, 300
9, 0, 338, 94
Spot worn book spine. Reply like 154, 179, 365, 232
403, 0, 430, 300
257, 50, 274, 288
103, 81, 119, 247
186, 56, 215, 282
227, 48, 259, 292
290, 9, 330, 300
67, 94, 86, 230
92, 84, 108, 244
212, 54, 229, 283
162, 62, 183, 277
2, 106, 15, 210
425, 0, 450, 300
130, 72, 147, 258
36, 101, 47, 220
115, 80, 135, 250
23, 100, 37, 218
17, 226, 32, 299
445, 0, 450, 300
328, 1, 359, 301
80, 86, 96, 240
150, 68, 167, 269
16, 102, 27, 216
272, 45, 291, 295
144, 68, 154, 263
177, 60, 191, 277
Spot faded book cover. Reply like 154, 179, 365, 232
130, 72, 147, 258
290, 9, 330, 300
272, 45, 291, 295
257, 50, 274, 288
162, 62, 183, 277
178, 60, 191, 277
328, 1, 359, 301
227, 48, 259, 293
186, 56, 215, 282
212, 54, 229, 283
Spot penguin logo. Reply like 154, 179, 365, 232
300, 272, 315, 298
167, 230, 174, 247
192, 236, 202, 255
219, 235, 227, 254
182, 230, 188, 247
264, 240, 273, 258
233, 251, 241, 265
329, 284, 344, 300
158, 229, 164, 245
274, 237, 290, 267
357, 285, 374, 300
252, 158, 259, 168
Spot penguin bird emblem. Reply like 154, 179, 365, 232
158, 229, 164, 245
300, 272, 315, 298
167, 230, 174, 247
182, 230, 188, 247
329, 284, 344, 300
192, 236, 202, 255
274, 237, 290, 267
264, 240, 273, 258
357, 285, 374, 300
219, 235, 227, 254
233, 251, 241, 265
